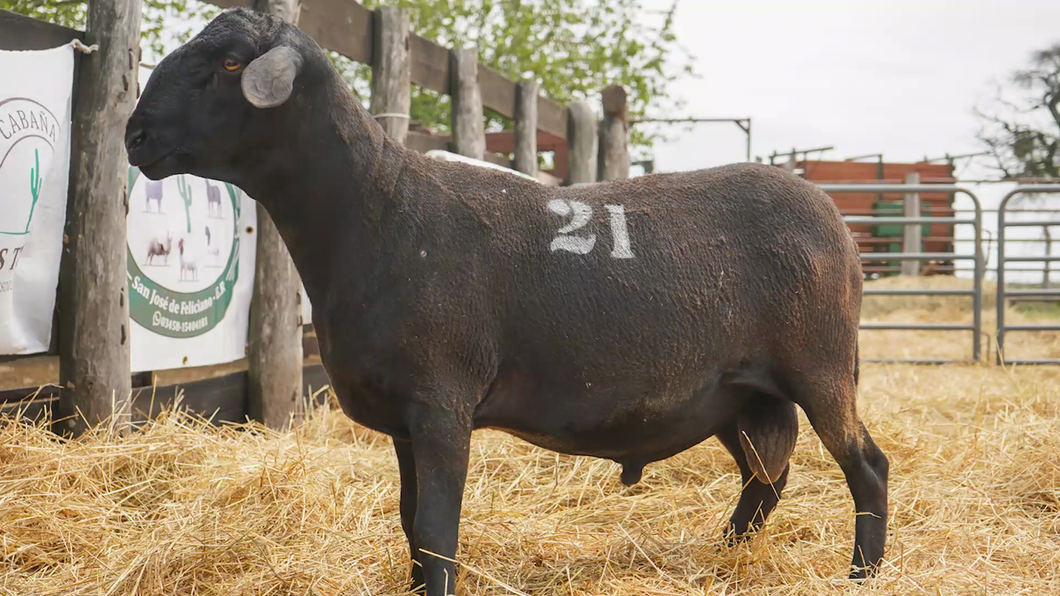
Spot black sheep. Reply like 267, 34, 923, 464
125, 8, 889, 594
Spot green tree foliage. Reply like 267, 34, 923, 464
351, 0, 696, 155
5, 0, 695, 157
0, 0, 219, 61
976, 43, 1060, 179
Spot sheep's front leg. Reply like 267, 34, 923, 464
407, 405, 471, 596
393, 438, 425, 593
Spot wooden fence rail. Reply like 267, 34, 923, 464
0, 2, 631, 430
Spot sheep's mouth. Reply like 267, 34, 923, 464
130, 148, 177, 179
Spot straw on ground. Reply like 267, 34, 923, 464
1, 276, 1058, 595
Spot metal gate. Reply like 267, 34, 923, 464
996, 185, 1060, 365
817, 184, 985, 364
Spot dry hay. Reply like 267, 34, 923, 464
861, 275, 1000, 318
860, 275, 1060, 362
1, 281, 1059, 595
1, 363, 1059, 595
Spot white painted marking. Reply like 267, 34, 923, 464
604, 204, 634, 259
547, 199, 596, 254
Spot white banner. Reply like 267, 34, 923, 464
125, 65, 258, 372
0, 44, 75, 354
301, 280, 312, 325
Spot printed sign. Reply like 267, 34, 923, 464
0, 44, 75, 354
126, 166, 257, 372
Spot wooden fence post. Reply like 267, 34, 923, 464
513, 80, 538, 176
248, 0, 304, 431
370, 6, 410, 144
450, 48, 485, 159
598, 84, 629, 182
566, 100, 597, 185
902, 171, 921, 276
55, 0, 141, 436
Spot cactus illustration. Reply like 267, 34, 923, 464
177, 176, 193, 233
25, 149, 42, 233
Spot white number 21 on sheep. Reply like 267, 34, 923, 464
547, 199, 634, 259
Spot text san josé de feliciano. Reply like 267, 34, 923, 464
130, 275, 217, 316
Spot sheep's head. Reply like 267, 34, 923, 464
125, 8, 316, 182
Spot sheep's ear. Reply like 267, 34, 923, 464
241, 46, 303, 109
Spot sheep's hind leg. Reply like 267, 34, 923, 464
793, 376, 889, 580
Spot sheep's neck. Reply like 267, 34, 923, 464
237, 94, 404, 312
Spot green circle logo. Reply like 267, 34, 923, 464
126, 167, 243, 338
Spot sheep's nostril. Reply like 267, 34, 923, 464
129, 130, 147, 150
125, 121, 148, 152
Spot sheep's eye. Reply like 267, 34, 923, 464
222, 58, 242, 72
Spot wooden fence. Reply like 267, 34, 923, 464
0, 1, 631, 432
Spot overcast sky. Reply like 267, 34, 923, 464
639, 0, 1060, 180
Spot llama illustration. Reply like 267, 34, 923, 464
145, 233, 172, 265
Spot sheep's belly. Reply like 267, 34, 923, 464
474, 382, 742, 483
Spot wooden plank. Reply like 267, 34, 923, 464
370, 6, 411, 144
303, 333, 320, 357
449, 48, 485, 159
480, 152, 512, 168
513, 80, 538, 176
0, 354, 53, 365
0, 394, 56, 424
478, 65, 516, 119
129, 363, 331, 424
409, 34, 449, 94
0, 9, 83, 50
198, 0, 375, 65
247, 0, 304, 431
302, 364, 332, 402
55, 0, 141, 437
132, 371, 247, 424
406, 131, 448, 153
296, 0, 373, 64
4, 363, 332, 426
207, 0, 249, 8
538, 98, 568, 140
1, 384, 60, 406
